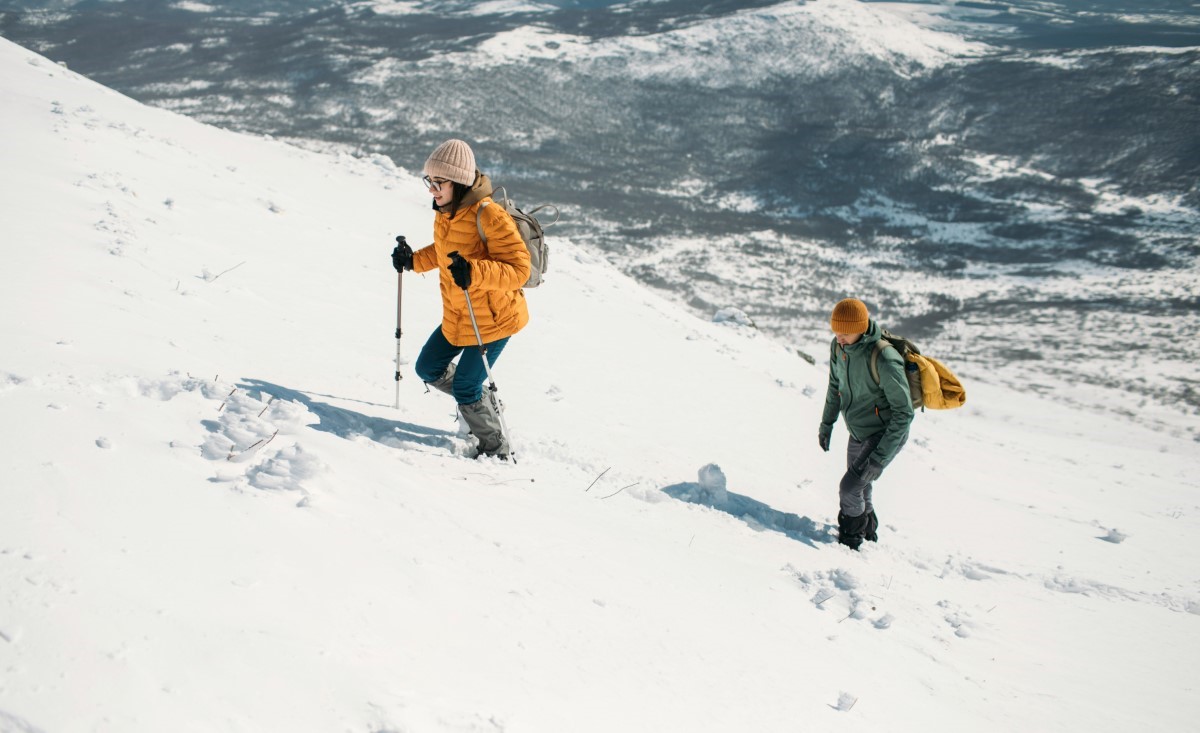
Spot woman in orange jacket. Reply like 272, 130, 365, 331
391, 139, 530, 459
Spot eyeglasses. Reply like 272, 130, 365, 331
422, 175, 450, 192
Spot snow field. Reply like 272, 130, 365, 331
1, 36, 1198, 733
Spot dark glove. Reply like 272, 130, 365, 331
852, 458, 883, 483
392, 236, 413, 272
448, 251, 472, 289
818, 429, 831, 453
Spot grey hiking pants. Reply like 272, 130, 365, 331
838, 432, 905, 518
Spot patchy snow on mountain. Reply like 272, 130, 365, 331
2, 35, 1198, 733
473, 25, 591, 63
362, 0, 423, 16
424, 0, 992, 82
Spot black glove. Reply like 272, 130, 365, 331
853, 458, 883, 483
818, 428, 831, 452
392, 236, 413, 272
448, 251, 472, 289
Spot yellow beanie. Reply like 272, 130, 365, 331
830, 298, 870, 334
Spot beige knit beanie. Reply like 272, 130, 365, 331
830, 298, 870, 334
423, 139, 477, 186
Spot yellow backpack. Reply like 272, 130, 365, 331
869, 330, 967, 411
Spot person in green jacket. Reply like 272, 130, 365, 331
818, 298, 915, 550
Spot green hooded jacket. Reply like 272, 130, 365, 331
820, 319, 914, 467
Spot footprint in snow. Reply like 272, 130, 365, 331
938, 600, 981, 639
135, 374, 325, 497
834, 691, 858, 711
245, 444, 323, 493
947, 616, 974, 638
961, 564, 991, 581
787, 566, 888, 625
831, 568, 861, 590
940, 558, 1002, 581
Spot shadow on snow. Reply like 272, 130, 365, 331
662, 464, 833, 548
239, 378, 458, 453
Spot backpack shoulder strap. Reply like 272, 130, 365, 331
476, 200, 492, 245
869, 339, 892, 385
475, 186, 510, 245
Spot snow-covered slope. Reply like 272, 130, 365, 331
1, 37, 1198, 733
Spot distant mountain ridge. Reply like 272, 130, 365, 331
3, 0, 1197, 436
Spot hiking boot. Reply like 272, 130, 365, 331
865, 510, 879, 543
458, 393, 510, 459
837, 511, 869, 551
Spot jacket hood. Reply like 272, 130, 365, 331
844, 319, 882, 352
435, 171, 492, 217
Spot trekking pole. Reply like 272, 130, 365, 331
450, 251, 516, 463
393, 236, 405, 410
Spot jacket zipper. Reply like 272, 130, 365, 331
842, 344, 858, 440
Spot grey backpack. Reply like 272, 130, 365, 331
476, 187, 559, 289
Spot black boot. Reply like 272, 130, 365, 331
865, 510, 879, 543
837, 511, 869, 551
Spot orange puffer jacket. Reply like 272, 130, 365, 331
412, 174, 531, 347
